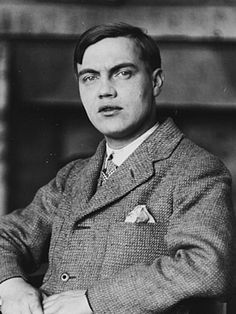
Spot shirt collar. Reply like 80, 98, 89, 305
106, 122, 159, 167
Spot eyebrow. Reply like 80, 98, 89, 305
110, 62, 138, 74
77, 62, 138, 79
77, 68, 99, 79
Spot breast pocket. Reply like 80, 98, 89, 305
100, 222, 168, 279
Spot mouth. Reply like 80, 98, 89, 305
98, 106, 123, 115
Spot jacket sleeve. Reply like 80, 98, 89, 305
87, 154, 236, 314
0, 160, 77, 284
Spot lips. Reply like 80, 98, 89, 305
98, 105, 122, 113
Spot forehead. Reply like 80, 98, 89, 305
80, 37, 142, 69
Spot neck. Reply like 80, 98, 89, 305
105, 118, 158, 150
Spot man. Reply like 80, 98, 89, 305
0, 23, 235, 314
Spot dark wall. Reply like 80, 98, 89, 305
7, 39, 236, 211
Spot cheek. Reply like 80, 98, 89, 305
125, 79, 150, 101
126, 89, 151, 112
79, 85, 95, 102
80, 92, 95, 114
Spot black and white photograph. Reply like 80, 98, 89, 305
0, 1, 236, 313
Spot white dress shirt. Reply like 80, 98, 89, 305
105, 122, 159, 167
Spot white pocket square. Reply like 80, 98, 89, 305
125, 205, 155, 223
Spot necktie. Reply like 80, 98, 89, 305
101, 153, 118, 183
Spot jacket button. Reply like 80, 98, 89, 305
60, 272, 70, 282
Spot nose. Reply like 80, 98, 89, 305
98, 77, 117, 99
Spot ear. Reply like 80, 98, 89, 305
152, 68, 164, 97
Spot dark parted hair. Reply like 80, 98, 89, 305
74, 23, 161, 76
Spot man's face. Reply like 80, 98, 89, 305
77, 37, 162, 147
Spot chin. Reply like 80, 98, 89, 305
98, 125, 126, 137
104, 128, 137, 141
102, 130, 122, 139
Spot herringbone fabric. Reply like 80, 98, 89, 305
0, 118, 235, 314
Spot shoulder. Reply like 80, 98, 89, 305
172, 136, 232, 185
54, 157, 91, 186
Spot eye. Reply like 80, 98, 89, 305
115, 69, 133, 79
80, 74, 98, 84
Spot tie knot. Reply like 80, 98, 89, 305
101, 153, 117, 183
106, 153, 117, 175
107, 153, 114, 161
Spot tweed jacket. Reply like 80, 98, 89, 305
0, 118, 235, 314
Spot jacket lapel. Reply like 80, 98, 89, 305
73, 118, 183, 221
87, 150, 154, 213
70, 140, 105, 215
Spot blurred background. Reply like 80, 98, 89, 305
0, 1, 236, 312
0, 0, 235, 217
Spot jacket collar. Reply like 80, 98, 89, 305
71, 118, 183, 220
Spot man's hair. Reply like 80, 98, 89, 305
74, 23, 161, 75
